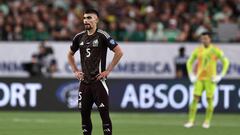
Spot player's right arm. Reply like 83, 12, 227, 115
67, 33, 84, 80
67, 50, 79, 73
187, 48, 198, 74
67, 50, 84, 81
187, 48, 198, 82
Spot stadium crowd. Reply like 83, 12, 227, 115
0, 0, 239, 42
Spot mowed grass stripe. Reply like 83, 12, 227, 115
0, 111, 239, 135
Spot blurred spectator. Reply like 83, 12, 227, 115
22, 54, 42, 77
0, 0, 239, 42
107, 21, 121, 41
127, 22, 146, 41
0, 10, 5, 40
146, 22, 166, 41
35, 22, 50, 41
36, 41, 58, 77
174, 46, 188, 78
164, 18, 181, 42
23, 41, 58, 77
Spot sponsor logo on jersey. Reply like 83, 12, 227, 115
83, 129, 88, 132
104, 128, 111, 132
99, 103, 105, 108
79, 41, 84, 46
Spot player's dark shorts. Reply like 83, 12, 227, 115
78, 79, 109, 111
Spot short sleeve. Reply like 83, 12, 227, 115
187, 47, 198, 73
70, 34, 80, 54
105, 37, 118, 50
214, 47, 224, 58
191, 48, 198, 59
98, 30, 118, 50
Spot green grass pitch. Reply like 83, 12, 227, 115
0, 111, 239, 135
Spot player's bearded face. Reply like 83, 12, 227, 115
83, 14, 98, 30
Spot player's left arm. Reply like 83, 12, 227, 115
212, 47, 230, 83
97, 45, 123, 80
216, 48, 230, 77
96, 32, 123, 80
106, 45, 123, 73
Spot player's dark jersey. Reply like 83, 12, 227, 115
70, 29, 118, 83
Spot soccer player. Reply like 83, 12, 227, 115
67, 9, 123, 135
184, 32, 229, 128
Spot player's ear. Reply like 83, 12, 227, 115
95, 17, 99, 23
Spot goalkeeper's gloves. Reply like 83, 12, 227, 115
189, 73, 197, 83
212, 74, 224, 83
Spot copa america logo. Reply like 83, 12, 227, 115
56, 81, 80, 108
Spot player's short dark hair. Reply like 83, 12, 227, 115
201, 32, 212, 36
84, 9, 99, 17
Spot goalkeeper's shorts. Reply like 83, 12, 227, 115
193, 80, 216, 98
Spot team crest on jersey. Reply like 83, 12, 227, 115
93, 39, 99, 47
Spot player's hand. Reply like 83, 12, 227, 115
189, 73, 197, 83
74, 70, 84, 81
212, 74, 223, 83
96, 70, 110, 80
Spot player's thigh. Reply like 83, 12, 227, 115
79, 82, 94, 111
204, 80, 216, 98
194, 80, 204, 96
92, 80, 109, 108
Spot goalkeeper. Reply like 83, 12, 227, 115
184, 32, 229, 128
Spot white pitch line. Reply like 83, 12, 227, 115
12, 118, 50, 123
6, 117, 240, 128
113, 120, 240, 127
11, 118, 78, 124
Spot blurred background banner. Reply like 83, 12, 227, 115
0, 78, 239, 112
0, 42, 240, 79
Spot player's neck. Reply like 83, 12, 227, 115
87, 27, 97, 35
203, 43, 211, 48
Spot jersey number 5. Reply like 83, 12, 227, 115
86, 48, 91, 57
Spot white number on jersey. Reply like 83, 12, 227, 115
86, 48, 91, 57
